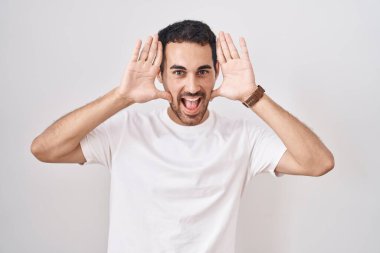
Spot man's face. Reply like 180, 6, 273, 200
158, 42, 219, 126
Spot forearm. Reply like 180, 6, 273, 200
250, 93, 334, 169
31, 87, 133, 160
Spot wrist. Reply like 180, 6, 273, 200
241, 84, 265, 108
113, 87, 135, 108
240, 84, 259, 103
249, 93, 268, 109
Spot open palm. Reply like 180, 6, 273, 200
118, 35, 172, 103
211, 32, 257, 102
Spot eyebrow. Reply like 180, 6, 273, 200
169, 64, 212, 70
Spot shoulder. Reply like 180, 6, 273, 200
103, 108, 157, 130
212, 110, 248, 134
212, 110, 266, 136
121, 107, 163, 126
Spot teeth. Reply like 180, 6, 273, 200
184, 98, 198, 101
182, 96, 201, 101
182, 98, 201, 110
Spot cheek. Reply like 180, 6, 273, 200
164, 79, 182, 97
203, 77, 216, 91
165, 75, 215, 95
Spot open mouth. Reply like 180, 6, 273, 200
180, 96, 203, 115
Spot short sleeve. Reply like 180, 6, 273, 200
246, 121, 287, 179
79, 110, 126, 170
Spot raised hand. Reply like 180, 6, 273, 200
116, 34, 172, 103
211, 31, 258, 102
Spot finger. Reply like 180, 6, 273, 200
216, 37, 226, 64
131, 39, 142, 62
138, 36, 153, 61
147, 34, 158, 64
219, 31, 232, 60
156, 90, 172, 102
153, 41, 163, 67
239, 37, 250, 60
225, 33, 240, 59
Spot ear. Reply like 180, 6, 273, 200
157, 71, 163, 84
214, 61, 220, 79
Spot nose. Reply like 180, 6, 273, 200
184, 74, 201, 94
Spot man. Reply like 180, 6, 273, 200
31, 20, 334, 253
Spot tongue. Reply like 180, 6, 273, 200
184, 99, 198, 110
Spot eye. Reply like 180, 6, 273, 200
173, 70, 185, 76
198, 69, 209, 76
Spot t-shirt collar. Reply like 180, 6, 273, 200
160, 107, 215, 133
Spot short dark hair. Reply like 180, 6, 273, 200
158, 20, 217, 74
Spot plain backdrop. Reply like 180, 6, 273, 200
1, 0, 379, 252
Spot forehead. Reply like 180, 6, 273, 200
164, 42, 213, 69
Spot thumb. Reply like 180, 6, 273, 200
156, 90, 173, 103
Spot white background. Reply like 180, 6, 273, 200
1, 0, 379, 252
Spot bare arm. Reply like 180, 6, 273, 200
211, 31, 334, 176
30, 88, 132, 163
31, 34, 171, 163
250, 94, 334, 176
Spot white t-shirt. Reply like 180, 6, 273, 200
79, 107, 287, 253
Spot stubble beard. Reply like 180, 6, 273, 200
169, 92, 209, 126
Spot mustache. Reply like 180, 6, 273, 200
179, 91, 206, 98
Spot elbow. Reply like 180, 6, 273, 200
30, 138, 51, 162
311, 151, 335, 177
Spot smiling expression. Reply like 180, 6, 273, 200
158, 42, 219, 126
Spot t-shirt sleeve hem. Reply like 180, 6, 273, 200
79, 136, 91, 165
268, 145, 287, 178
